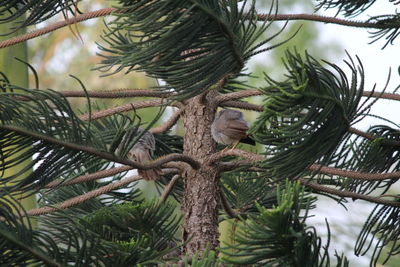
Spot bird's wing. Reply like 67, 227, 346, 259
222, 119, 249, 139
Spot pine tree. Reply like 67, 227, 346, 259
1, 0, 400, 266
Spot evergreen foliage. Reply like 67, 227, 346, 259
97, 0, 277, 99
0, 0, 400, 266
221, 181, 348, 266
252, 51, 364, 179
0, 0, 78, 30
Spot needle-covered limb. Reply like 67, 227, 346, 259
24, 169, 179, 217
299, 179, 400, 208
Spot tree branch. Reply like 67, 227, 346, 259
218, 90, 400, 104
0, 8, 116, 49
218, 102, 400, 148
1, 125, 200, 171
213, 150, 400, 182
25, 169, 178, 217
219, 189, 239, 219
299, 178, 400, 207
309, 164, 400, 180
217, 160, 264, 172
150, 109, 182, 134
349, 127, 400, 146
215, 89, 260, 103
3, 6, 400, 50
207, 149, 264, 165
159, 174, 181, 203
363, 91, 400, 101
44, 165, 133, 188
27, 174, 142, 216
257, 13, 399, 29
218, 90, 400, 113
220, 100, 264, 112
15, 89, 173, 101
79, 99, 173, 121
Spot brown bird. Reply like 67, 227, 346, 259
119, 128, 161, 181
211, 109, 255, 149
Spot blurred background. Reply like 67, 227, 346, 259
23, 0, 400, 265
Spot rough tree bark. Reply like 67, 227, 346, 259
181, 90, 220, 255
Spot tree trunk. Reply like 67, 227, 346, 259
181, 91, 220, 256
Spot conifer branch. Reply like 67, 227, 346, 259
218, 89, 400, 103
44, 165, 133, 188
208, 149, 264, 164
299, 178, 400, 207
349, 127, 400, 146
256, 13, 399, 29
0, 8, 116, 49
25, 169, 175, 217
2, 7, 400, 50
217, 160, 268, 172
79, 99, 173, 121
214, 149, 400, 181
219, 190, 239, 219
309, 164, 400, 180
27, 174, 143, 216
150, 109, 182, 134
1, 125, 200, 171
159, 175, 181, 203
220, 100, 264, 111
215, 89, 260, 103
45, 89, 172, 99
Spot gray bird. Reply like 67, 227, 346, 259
211, 109, 255, 148
118, 128, 161, 181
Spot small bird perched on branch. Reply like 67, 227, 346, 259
211, 109, 255, 149
119, 128, 162, 181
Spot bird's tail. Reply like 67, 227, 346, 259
134, 149, 162, 181
240, 135, 256, 146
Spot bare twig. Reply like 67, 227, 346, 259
220, 100, 264, 112
257, 13, 399, 29
160, 175, 181, 202
207, 149, 264, 165
44, 165, 133, 188
218, 160, 264, 172
363, 91, 400, 101
219, 190, 239, 219
309, 164, 400, 181
79, 99, 169, 121
299, 178, 400, 207
0, 8, 116, 49
215, 89, 261, 103
218, 90, 400, 106
150, 109, 182, 134
52, 89, 171, 99
349, 127, 400, 146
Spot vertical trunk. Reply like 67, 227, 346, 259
182, 92, 220, 256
